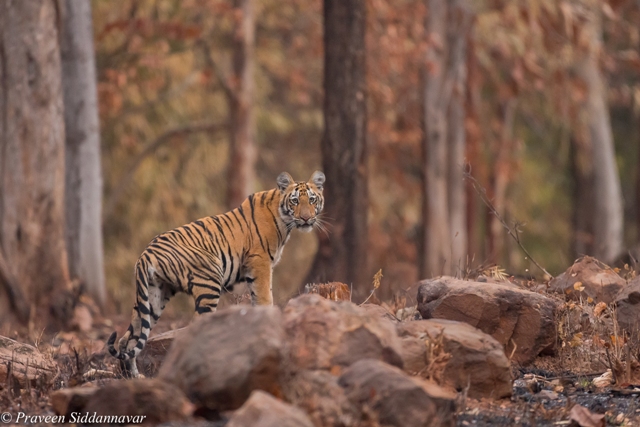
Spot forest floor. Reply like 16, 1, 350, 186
2, 292, 640, 427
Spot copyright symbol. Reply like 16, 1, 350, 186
1, 413, 11, 423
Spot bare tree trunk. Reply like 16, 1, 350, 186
59, 0, 106, 308
446, 0, 471, 275
571, 134, 595, 257
466, 37, 482, 262
576, 3, 623, 263
637, 116, 640, 244
305, 0, 368, 298
420, 0, 471, 278
421, 0, 451, 278
0, 0, 71, 328
487, 99, 516, 264
227, 0, 256, 209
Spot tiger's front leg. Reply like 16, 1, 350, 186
245, 255, 274, 306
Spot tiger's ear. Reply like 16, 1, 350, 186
309, 170, 325, 191
277, 172, 294, 192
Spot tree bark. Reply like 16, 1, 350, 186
59, 0, 106, 308
446, 0, 470, 274
227, 0, 256, 209
305, 0, 368, 298
0, 0, 71, 327
420, 0, 471, 278
421, 0, 451, 278
575, 3, 623, 263
571, 134, 595, 257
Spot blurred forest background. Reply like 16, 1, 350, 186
2, 0, 640, 327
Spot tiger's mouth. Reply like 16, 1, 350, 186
295, 218, 316, 232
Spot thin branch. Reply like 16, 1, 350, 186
195, 39, 235, 102
605, 346, 617, 385
464, 168, 554, 279
103, 122, 225, 222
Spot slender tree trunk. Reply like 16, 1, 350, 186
466, 37, 482, 262
305, 0, 368, 298
227, 0, 256, 209
446, 0, 470, 275
637, 116, 640, 243
576, 3, 623, 263
487, 99, 516, 264
0, 0, 71, 328
421, 0, 451, 278
59, 0, 106, 308
420, 0, 471, 278
571, 134, 595, 257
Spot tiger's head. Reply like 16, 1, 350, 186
277, 171, 325, 233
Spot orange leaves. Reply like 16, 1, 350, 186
594, 302, 607, 317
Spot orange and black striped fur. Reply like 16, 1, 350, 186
107, 171, 325, 376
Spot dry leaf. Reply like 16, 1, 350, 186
610, 335, 625, 347
372, 269, 383, 290
569, 332, 583, 347
592, 370, 613, 388
593, 302, 607, 317
573, 281, 585, 292
569, 404, 605, 427
587, 296, 593, 304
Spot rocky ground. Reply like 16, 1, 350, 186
2, 257, 640, 426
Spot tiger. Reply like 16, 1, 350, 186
107, 171, 325, 377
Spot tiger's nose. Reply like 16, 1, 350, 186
300, 213, 311, 222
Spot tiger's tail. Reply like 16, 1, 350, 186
107, 260, 153, 363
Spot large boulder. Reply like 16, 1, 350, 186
397, 319, 512, 399
549, 256, 625, 304
158, 306, 285, 412
417, 276, 558, 364
359, 303, 399, 323
226, 391, 314, 427
51, 386, 99, 417
282, 369, 358, 427
81, 379, 194, 425
338, 359, 456, 427
137, 328, 186, 377
615, 276, 640, 334
283, 294, 404, 371
0, 336, 59, 388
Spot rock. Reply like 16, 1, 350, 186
158, 306, 285, 412
50, 386, 99, 417
359, 303, 399, 323
304, 282, 351, 301
549, 256, 625, 304
338, 359, 456, 427
283, 294, 404, 371
396, 319, 512, 399
0, 336, 59, 388
227, 390, 314, 427
282, 369, 358, 427
614, 276, 640, 334
82, 378, 194, 425
416, 276, 558, 364
137, 327, 186, 377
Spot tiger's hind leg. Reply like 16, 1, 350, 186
191, 279, 222, 315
